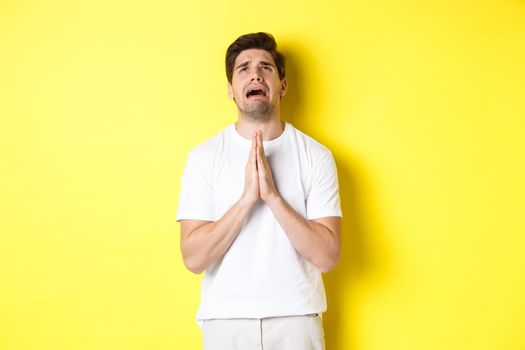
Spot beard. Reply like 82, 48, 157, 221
237, 99, 274, 120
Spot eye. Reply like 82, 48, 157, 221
262, 66, 272, 71
239, 67, 248, 72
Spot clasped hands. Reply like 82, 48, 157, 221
243, 131, 280, 206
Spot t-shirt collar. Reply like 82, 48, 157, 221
230, 122, 289, 152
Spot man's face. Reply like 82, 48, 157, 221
228, 49, 287, 120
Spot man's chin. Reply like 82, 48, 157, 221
239, 102, 273, 119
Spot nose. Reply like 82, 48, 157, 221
250, 70, 263, 82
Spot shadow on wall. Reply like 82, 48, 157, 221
281, 44, 387, 350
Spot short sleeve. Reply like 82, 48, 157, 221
175, 149, 215, 221
306, 151, 342, 220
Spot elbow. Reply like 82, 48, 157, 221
316, 251, 340, 273
182, 255, 205, 275
318, 260, 338, 273
180, 241, 206, 274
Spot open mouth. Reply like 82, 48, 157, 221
246, 88, 267, 98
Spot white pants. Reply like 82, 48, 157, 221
202, 314, 325, 350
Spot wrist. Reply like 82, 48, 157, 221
264, 193, 283, 208
240, 193, 258, 209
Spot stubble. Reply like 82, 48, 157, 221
238, 100, 274, 120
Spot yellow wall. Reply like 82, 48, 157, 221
1, 0, 524, 349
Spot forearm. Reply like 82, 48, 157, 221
181, 196, 255, 274
266, 195, 340, 273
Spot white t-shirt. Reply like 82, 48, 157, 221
176, 122, 342, 323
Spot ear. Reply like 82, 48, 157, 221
228, 82, 234, 100
279, 78, 288, 97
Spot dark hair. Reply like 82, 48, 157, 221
225, 32, 285, 83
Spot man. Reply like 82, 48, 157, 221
176, 32, 342, 350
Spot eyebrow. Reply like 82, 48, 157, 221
235, 60, 276, 70
259, 61, 275, 67
235, 61, 250, 70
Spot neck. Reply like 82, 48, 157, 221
235, 114, 285, 141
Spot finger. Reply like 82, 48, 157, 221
257, 132, 272, 173
255, 136, 261, 164
251, 132, 258, 167
257, 131, 266, 162
257, 131, 264, 154
256, 156, 265, 178
259, 138, 270, 170
256, 145, 265, 176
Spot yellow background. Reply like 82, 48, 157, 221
1, 0, 524, 349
